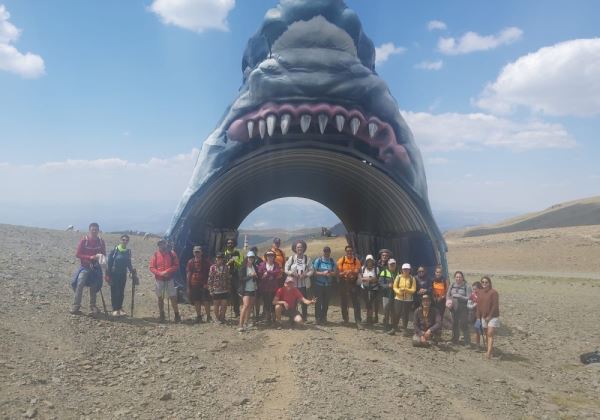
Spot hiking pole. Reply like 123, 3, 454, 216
99, 288, 109, 318
480, 317, 487, 347
167, 286, 171, 321
130, 273, 136, 318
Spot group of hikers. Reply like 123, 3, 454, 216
70, 223, 500, 359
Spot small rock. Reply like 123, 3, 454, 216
159, 392, 172, 401
160, 357, 170, 363
43, 401, 54, 409
23, 408, 37, 418
234, 397, 250, 406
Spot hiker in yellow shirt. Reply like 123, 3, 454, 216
391, 263, 416, 335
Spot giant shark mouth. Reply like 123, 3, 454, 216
226, 101, 411, 166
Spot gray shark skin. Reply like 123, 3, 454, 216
167, 0, 444, 266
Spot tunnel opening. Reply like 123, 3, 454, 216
170, 141, 447, 274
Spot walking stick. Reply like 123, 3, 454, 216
130, 273, 136, 318
167, 286, 171, 321
99, 288, 109, 318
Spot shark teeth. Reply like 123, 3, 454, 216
368, 122, 379, 139
258, 119, 266, 139
280, 114, 291, 135
247, 121, 254, 138
350, 117, 360, 135
335, 115, 345, 132
266, 115, 276, 136
318, 114, 329, 134
300, 114, 312, 133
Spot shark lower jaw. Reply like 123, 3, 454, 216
226, 101, 411, 167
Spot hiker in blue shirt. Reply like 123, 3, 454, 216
312, 246, 337, 325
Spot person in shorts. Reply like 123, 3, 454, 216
238, 251, 259, 332
186, 245, 212, 323
476, 276, 500, 359
273, 277, 316, 326
149, 240, 181, 323
208, 252, 231, 324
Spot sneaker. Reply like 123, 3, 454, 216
387, 329, 396, 336
238, 326, 245, 333
112, 310, 119, 316
174, 313, 181, 323
119, 309, 127, 317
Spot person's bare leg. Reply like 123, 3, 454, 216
213, 302, 220, 321
239, 296, 248, 328
194, 302, 202, 317
486, 326, 496, 359
274, 304, 282, 322
219, 302, 227, 321
203, 302, 211, 319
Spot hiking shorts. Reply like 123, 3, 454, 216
481, 317, 500, 328
155, 279, 177, 298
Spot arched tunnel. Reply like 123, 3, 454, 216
168, 135, 448, 273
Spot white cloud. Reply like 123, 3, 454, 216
475, 38, 600, 117
0, 149, 200, 203
415, 60, 443, 70
375, 42, 406, 65
402, 110, 576, 152
427, 20, 447, 31
150, 0, 235, 33
438, 27, 523, 55
0, 5, 45, 78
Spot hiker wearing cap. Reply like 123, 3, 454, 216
238, 251, 261, 332
270, 237, 286, 286
412, 294, 441, 347
186, 246, 212, 323
208, 252, 231, 324
149, 240, 181, 323
378, 258, 397, 332
223, 238, 242, 317
71, 222, 106, 315
431, 266, 449, 323
337, 245, 362, 324
377, 249, 392, 271
392, 263, 416, 334
284, 240, 314, 321
257, 251, 282, 324
414, 266, 432, 309
106, 234, 136, 317
359, 255, 380, 324
447, 271, 472, 345
273, 277, 316, 326
476, 276, 500, 359
312, 246, 337, 324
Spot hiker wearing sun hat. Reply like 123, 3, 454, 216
257, 250, 282, 324
238, 250, 260, 332
358, 254, 379, 324
392, 263, 416, 335
412, 294, 441, 347
379, 258, 397, 332
186, 245, 211, 323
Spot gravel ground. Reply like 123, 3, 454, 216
0, 224, 599, 419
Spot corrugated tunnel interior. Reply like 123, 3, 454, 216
172, 141, 446, 271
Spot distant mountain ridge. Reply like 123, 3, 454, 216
449, 196, 600, 238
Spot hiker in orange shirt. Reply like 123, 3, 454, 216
336, 245, 362, 326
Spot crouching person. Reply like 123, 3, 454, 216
273, 277, 316, 326
149, 240, 181, 323
412, 294, 441, 347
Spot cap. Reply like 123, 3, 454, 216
421, 294, 431, 300
365, 254, 374, 261
388, 258, 397, 265
247, 251, 256, 258
402, 263, 411, 270
193, 246, 202, 252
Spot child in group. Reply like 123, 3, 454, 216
468, 281, 482, 348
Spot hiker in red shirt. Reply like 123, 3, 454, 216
71, 222, 106, 315
186, 245, 212, 324
149, 240, 181, 323
273, 277, 316, 326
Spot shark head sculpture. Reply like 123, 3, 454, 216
168, 0, 445, 269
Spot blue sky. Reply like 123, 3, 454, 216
0, 0, 599, 231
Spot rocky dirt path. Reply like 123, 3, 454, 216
0, 224, 599, 419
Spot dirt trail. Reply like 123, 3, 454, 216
0, 224, 599, 419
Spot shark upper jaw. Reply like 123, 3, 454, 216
226, 101, 411, 167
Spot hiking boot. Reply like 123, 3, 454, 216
112, 310, 119, 317
119, 309, 127, 317
70, 309, 83, 315
206, 315, 213, 323
387, 329, 396, 336
159, 311, 166, 323
195, 315, 203, 324
174, 313, 181, 323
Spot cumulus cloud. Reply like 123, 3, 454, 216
415, 60, 443, 70
401, 110, 576, 152
0, 4, 45, 78
475, 38, 600, 117
438, 27, 523, 55
149, 0, 235, 33
427, 20, 447, 31
375, 42, 406, 65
